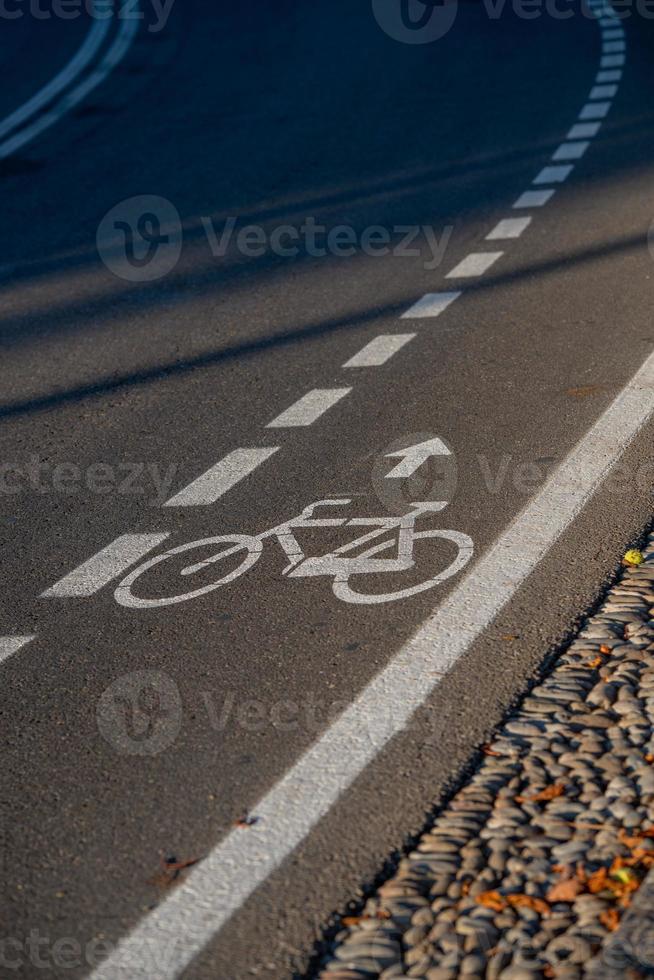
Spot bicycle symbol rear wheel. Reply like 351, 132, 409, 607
331, 529, 473, 605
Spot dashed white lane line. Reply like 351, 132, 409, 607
596, 69, 622, 82
513, 189, 555, 208
486, 216, 531, 240
42, 534, 170, 598
343, 334, 416, 368
579, 100, 611, 120
601, 54, 625, 68
445, 252, 503, 278
603, 40, 626, 52
601, 29, 624, 39
401, 290, 462, 319
590, 83, 618, 99
552, 140, 590, 161
91, 341, 654, 980
567, 121, 601, 139
599, 16, 620, 24
266, 388, 352, 428
0, 636, 35, 665
533, 164, 573, 184
164, 448, 280, 507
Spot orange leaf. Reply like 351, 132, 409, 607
600, 908, 620, 932
599, 644, 611, 655
645, 754, 654, 764
516, 783, 566, 804
586, 656, 602, 669
588, 868, 608, 893
507, 894, 551, 915
547, 878, 583, 903
482, 744, 501, 757
476, 890, 506, 912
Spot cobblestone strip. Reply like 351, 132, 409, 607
317, 537, 654, 979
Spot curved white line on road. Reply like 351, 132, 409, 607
0, 2, 140, 160
0, 0, 111, 142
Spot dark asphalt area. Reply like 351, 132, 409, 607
2, 1, 654, 977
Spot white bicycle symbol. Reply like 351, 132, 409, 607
114, 498, 474, 608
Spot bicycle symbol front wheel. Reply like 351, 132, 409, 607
331, 529, 473, 605
115, 535, 262, 609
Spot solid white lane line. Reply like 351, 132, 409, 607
552, 141, 590, 161
579, 101, 611, 120
445, 252, 503, 278
596, 69, 622, 82
0, 6, 140, 160
533, 165, 573, 185
41, 534, 169, 598
513, 189, 555, 208
266, 388, 352, 428
567, 122, 601, 139
486, 217, 531, 240
0, 0, 110, 142
401, 291, 462, 319
0, 636, 35, 665
603, 40, 626, 52
164, 449, 280, 507
90, 344, 654, 980
590, 83, 618, 99
343, 334, 416, 368
601, 54, 625, 68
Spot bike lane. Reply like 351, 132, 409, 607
2, 0, 654, 978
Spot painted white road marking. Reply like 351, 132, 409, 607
91, 339, 654, 980
343, 334, 416, 368
590, 83, 618, 99
513, 189, 554, 208
596, 69, 622, 82
164, 449, 280, 507
486, 217, 531, 240
0, 0, 110, 144
552, 141, 590, 161
42, 535, 169, 598
579, 101, 611, 120
0, 636, 35, 665
445, 252, 503, 278
601, 29, 624, 39
385, 437, 450, 479
598, 16, 620, 24
601, 54, 625, 68
266, 389, 352, 427
0, 6, 140, 160
401, 291, 462, 319
567, 122, 601, 139
603, 40, 626, 52
533, 165, 573, 184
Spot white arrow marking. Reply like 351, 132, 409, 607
384, 437, 451, 480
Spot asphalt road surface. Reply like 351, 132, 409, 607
2, 1, 654, 978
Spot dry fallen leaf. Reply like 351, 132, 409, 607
599, 644, 611, 655
547, 878, 583, 903
476, 890, 506, 913
482, 744, 501, 757
567, 385, 602, 398
501, 634, 519, 641
600, 908, 621, 932
516, 783, 566, 804
507, 894, 550, 915
585, 656, 603, 669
